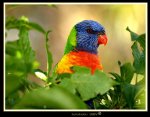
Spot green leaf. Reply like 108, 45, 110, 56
131, 42, 145, 74
28, 22, 46, 34
136, 34, 145, 50
60, 66, 118, 101
120, 62, 135, 83
45, 31, 53, 78
59, 77, 76, 94
18, 27, 35, 63
127, 27, 145, 74
14, 86, 87, 109
126, 27, 145, 50
126, 27, 139, 41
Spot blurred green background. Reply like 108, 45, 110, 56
5, 4, 146, 82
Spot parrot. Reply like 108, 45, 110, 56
55, 20, 108, 75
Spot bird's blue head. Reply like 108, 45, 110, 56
75, 20, 108, 54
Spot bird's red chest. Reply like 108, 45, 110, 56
56, 51, 103, 74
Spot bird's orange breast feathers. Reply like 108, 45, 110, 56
56, 51, 103, 74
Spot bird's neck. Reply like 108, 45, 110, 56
76, 42, 98, 54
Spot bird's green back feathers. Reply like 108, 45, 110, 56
64, 26, 77, 55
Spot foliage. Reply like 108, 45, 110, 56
102, 27, 146, 109
60, 66, 118, 101
14, 86, 87, 109
5, 16, 146, 109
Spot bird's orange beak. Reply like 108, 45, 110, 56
98, 34, 108, 45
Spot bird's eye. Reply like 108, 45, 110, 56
86, 28, 96, 34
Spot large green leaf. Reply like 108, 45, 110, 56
14, 86, 87, 109
60, 66, 118, 101
126, 27, 139, 41
127, 27, 145, 75
131, 42, 145, 74
126, 27, 145, 51
60, 78, 76, 94
120, 62, 135, 83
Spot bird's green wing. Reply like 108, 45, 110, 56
64, 26, 77, 55
51, 27, 77, 77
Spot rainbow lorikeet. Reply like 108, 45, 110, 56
55, 20, 108, 75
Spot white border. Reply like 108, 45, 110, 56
4, 2, 147, 5
4, 2, 148, 112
